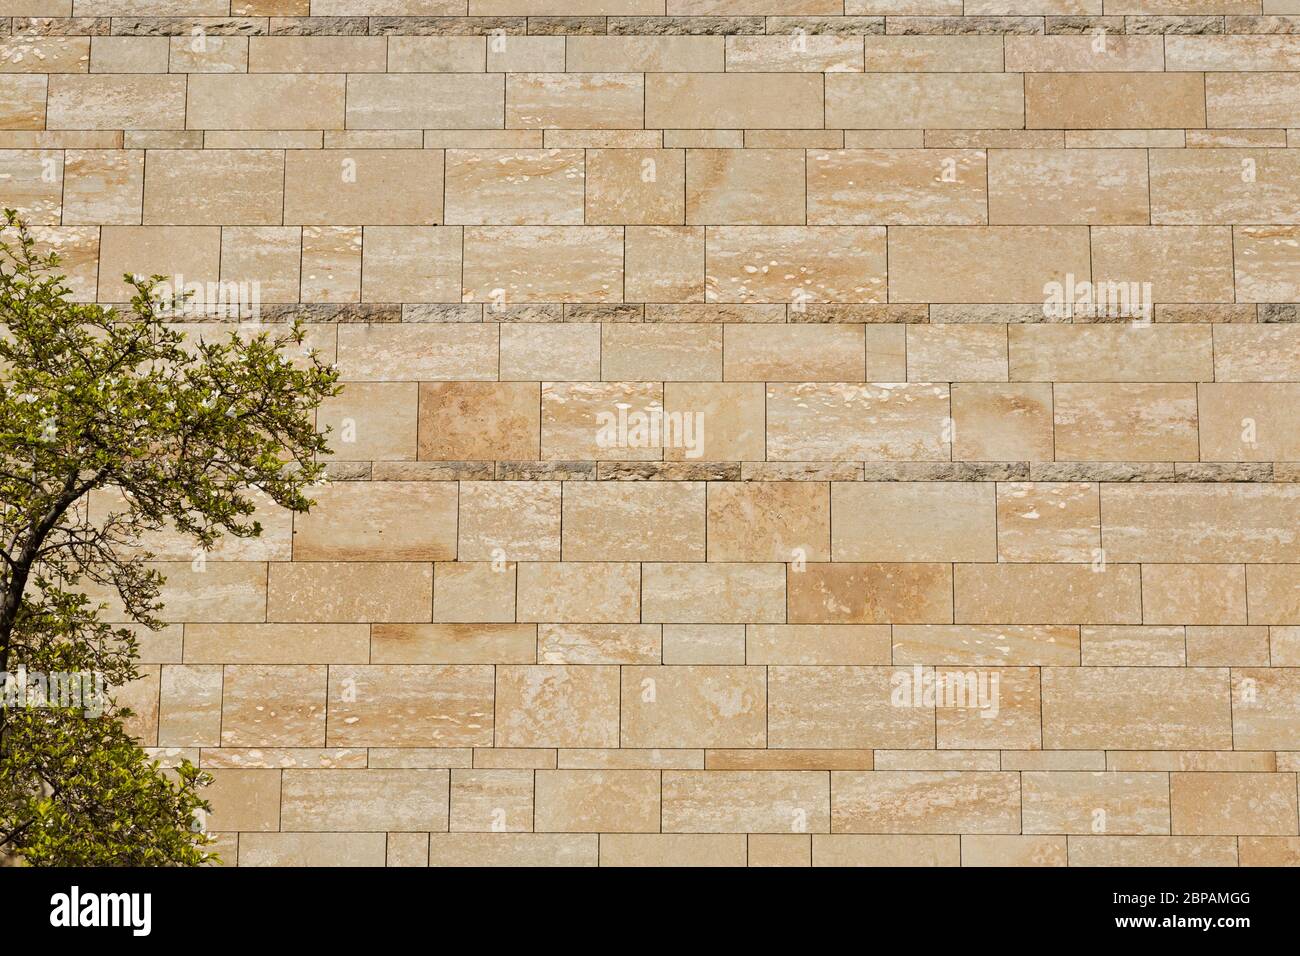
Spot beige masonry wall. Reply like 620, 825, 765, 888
2, 0, 1299, 867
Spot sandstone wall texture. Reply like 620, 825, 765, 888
2, 0, 1299, 867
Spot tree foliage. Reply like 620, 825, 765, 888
0, 210, 339, 865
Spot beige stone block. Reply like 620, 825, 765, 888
747, 625, 892, 666
828, 74, 1023, 129
449, 769, 534, 832
204, 769, 282, 833
97, 226, 220, 302
956, 563, 1141, 625
0, 75, 45, 130
893, 625, 1080, 667
988, 149, 1148, 226
889, 226, 1091, 304
625, 226, 704, 302
432, 562, 517, 625
832, 771, 1021, 834
185, 624, 369, 665
601, 323, 721, 381
1054, 383, 1200, 462
0, 149, 62, 224
318, 382, 417, 462
518, 562, 641, 623
463, 226, 623, 302
48, 75, 185, 129
562, 481, 705, 562
961, 835, 1067, 867
538, 623, 660, 665
168, 36, 248, 74
686, 148, 805, 225
1004, 35, 1164, 72
813, 834, 960, 866
766, 382, 950, 461
722, 324, 863, 382
372, 623, 536, 665
749, 833, 812, 867
0, 36, 89, 74
1213, 326, 1300, 382
788, 562, 952, 625
621, 666, 767, 748
300, 225, 361, 302
586, 149, 685, 225
62, 149, 144, 225
248, 36, 387, 72
1172, 773, 1299, 836
326, 665, 494, 747
346, 74, 503, 130
706, 226, 887, 304
281, 769, 449, 831
221, 665, 327, 747
1009, 325, 1214, 383
500, 323, 601, 381
664, 381, 765, 462
808, 148, 987, 226
906, 325, 1007, 382
387, 36, 485, 72
1232, 668, 1300, 750
1248, 565, 1300, 626
187, 74, 343, 130
1206, 72, 1300, 129
507, 73, 643, 129
1023, 772, 1171, 835
239, 832, 384, 866
285, 150, 444, 226
1142, 564, 1247, 626
996, 482, 1100, 563
267, 562, 432, 623
706, 482, 829, 563
158, 664, 223, 747
459, 481, 561, 562
1150, 149, 1300, 226
1043, 667, 1232, 749
647, 73, 823, 130
642, 562, 786, 624
293, 482, 457, 561
952, 383, 1055, 462
445, 149, 584, 226
219, 226, 300, 302
1185, 625, 1270, 667
832, 482, 996, 562
1091, 226, 1235, 303
1026, 73, 1206, 129
935, 666, 1043, 750
337, 324, 497, 383
495, 665, 620, 748
418, 382, 539, 461
1235, 225, 1300, 302
1068, 835, 1238, 867
662, 624, 745, 665
541, 381, 664, 461
663, 771, 830, 833
769, 666, 933, 749
429, 833, 597, 866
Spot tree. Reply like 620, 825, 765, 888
0, 210, 339, 865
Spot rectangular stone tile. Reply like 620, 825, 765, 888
507, 73, 643, 129
96, 225, 219, 301
996, 482, 1100, 563
428, 833, 597, 867
889, 226, 1091, 303
1081, 626, 1186, 667
463, 226, 623, 302
541, 381, 664, 461
1042, 667, 1233, 749
450, 769, 534, 833
952, 383, 1054, 462
317, 381, 417, 461
746, 625, 889, 666
706, 482, 830, 563
832, 771, 1022, 834
621, 665, 766, 748
1053, 383, 1200, 462
539, 623, 660, 665
372, 623, 536, 665
267, 562, 432, 623
961, 835, 1067, 867
0, 149, 62, 224
534, 769, 660, 833
0, 75, 46, 130
417, 382, 539, 461
988, 149, 1148, 226
1026, 73, 1206, 129
1009, 326, 1214, 382
566, 35, 724, 72
1142, 564, 1248, 626
722, 324, 863, 383
158, 664, 223, 748
248, 35, 387, 72
686, 148, 805, 225
935, 666, 1042, 750
1247, 565, 1300, 625
500, 323, 601, 382
706, 226, 887, 303
458, 481, 560, 562
562, 481, 705, 562
1150, 149, 1300, 226
187, 74, 344, 130
62, 148, 144, 225
284, 149, 444, 225
281, 769, 450, 831
647, 73, 824, 129
1206, 72, 1300, 129
955, 564, 1141, 625
789, 563, 953, 625
336, 324, 497, 382
662, 771, 830, 833
831, 482, 996, 562
184, 624, 366, 667
495, 665, 620, 749
1091, 225, 1235, 303
1004, 35, 1164, 72
827, 74, 1023, 129
810, 148, 988, 227
0, 36, 89, 74
293, 482, 457, 561
1232, 668, 1300, 750
387, 36, 485, 72
766, 382, 950, 461
517, 562, 640, 623
906, 325, 1006, 382
48, 74, 185, 128
203, 769, 282, 833
641, 562, 786, 624
1101, 484, 1300, 563
894, 625, 1080, 666
768, 666, 935, 749
1022, 772, 1171, 835
346, 74, 503, 129
444, 148, 584, 226
586, 149, 685, 225
221, 664, 327, 747
813, 834, 961, 867
726, 35, 863, 72
863, 35, 1004, 72
1213, 326, 1300, 382
1068, 835, 1238, 867
1171, 773, 1299, 836
600, 833, 747, 866
240, 833, 387, 867
601, 323, 721, 381
327, 665, 494, 747
664, 381, 764, 462
1235, 225, 1300, 302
